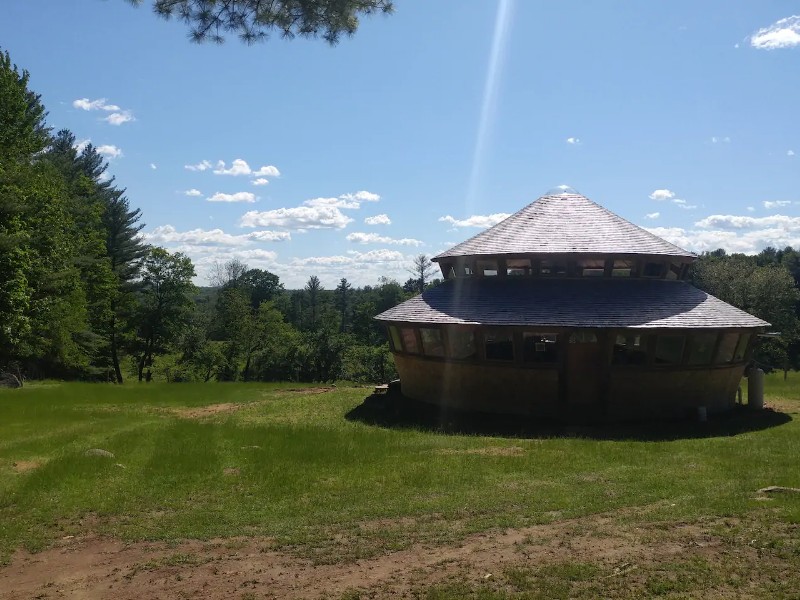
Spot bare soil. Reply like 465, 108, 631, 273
1, 510, 791, 599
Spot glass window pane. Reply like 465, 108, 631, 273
578, 258, 606, 277
507, 258, 531, 276
446, 328, 476, 359
612, 334, 649, 365
569, 331, 598, 344
540, 260, 566, 276
388, 326, 402, 352
655, 335, 685, 365
523, 333, 558, 363
485, 330, 514, 361
733, 333, 751, 361
666, 263, 682, 281
420, 328, 445, 357
612, 260, 632, 277
687, 333, 717, 365
476, 259, 498, 276
715, 332, 738, 364
400, 328, 418, 354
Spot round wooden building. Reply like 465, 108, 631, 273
376, 189, 769, 420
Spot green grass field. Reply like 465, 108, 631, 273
1, 376, 799, 598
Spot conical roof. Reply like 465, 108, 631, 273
434, 192, 694, 261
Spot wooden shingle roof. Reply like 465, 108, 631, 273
375, 279, 769, 329
434, 193, 695, 261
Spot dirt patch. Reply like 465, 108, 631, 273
282, 387, 334, 395
11, 461, 40, 473
171, 403, 242, 419
3, 511, 793, 599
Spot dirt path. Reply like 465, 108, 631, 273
0, 510, 766, 600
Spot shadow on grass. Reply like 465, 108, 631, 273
345, 390, 792, 441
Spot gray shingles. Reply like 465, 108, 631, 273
434, 193, 695, 260
375, 278, 769, 329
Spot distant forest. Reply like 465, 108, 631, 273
1, 50, 798, 385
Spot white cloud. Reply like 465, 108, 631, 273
213, 158, 252, 176
763, 200, 792, 209
673, 199, 698, 210
645, 212, 660, 220
150, 163, 157, 170
346, 232, 423, 246
73, 138, 91, 153
252, 178, 269, 186
788, 150, 796, 157
207, 191, 257, 203
710, 136, 731, 144
241, 205, 353, 230
96, 144, 122, 159
103, 111, 134, 125
142, 225, 289, 247
647, 212, 800, 255
252, 165, 280, 177
341, 190, 380, 203
185, 160, 212, 172
750, 15, 800, 50
439, 213, 511, 228
304, 196, 361, 209
649, 189, 676, 201
747, 206, 755, 212
365, 214, 391, 225
72, 98, 120, 111
183, 189, 203, 197
566, 137, 581, 145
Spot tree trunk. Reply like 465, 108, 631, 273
110, 318, 123, 384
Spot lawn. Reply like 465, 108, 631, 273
1, 376, 799, 598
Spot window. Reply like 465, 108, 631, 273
523, 333, 558, 363
446, 328, 477, 359
666, 263, 683, 281
569, 331, 598, 344
612, 334, 648, 365
484, 330, 514, 361
388, 326, 402, 352
733, 333, 751, 361
577, 258, 605, 277
654, 335, 685, 365
507, 258, 531, 276
714, 332, 738, 364
420, 328, 445, 357
400, 328, 418, 354
476, 259, 498, 277
612, 259, 633, 278
643, 262, 665, 278
540, 260, 567, 276
687, 333, 717, 365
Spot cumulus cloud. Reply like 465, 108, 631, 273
673, 199, 698, 210
710, 136, 731, 144
97, 144, 122, 159
439, 213, 510, 228
346, 232, 423, 246
649, 189, 676, 201
184, 189, 203, 197
304, 196, 361, 210
212, 159, 281, 179
566, 137, 581, 145
365, 214, 391, 225
142, 225, 289, 247
207, 191, 257, 203
72, 98, 120, 111
73, 138, 91, 153
341, 190, 380, 203
252, 178, 269, 186
750, 15, 800, 50
645, 212, 660, 220
241, 205, 353, 230
647, 212, 800, 255
104, 111, 135, 126
789, 150, 796, 157
185, 160, 213, 171
150, 163, 157, 170
763, 200, 792, 209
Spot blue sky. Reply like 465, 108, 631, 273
2, 1, 799, 287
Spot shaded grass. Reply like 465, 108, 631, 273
1, 376, 799, 572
